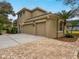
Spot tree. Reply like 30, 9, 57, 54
0, 1, 14, 15
63, 0, 77, 5
57, 0, 79, 8
13, 20, 17, 26
56, 0, 79, 37
58, 10, 72, 34
70, 21, 79, 34
0, 1, 14, 34
58, 10, 72, 24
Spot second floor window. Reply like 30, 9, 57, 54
22, 10, 25, 14
18, 13, 22, 18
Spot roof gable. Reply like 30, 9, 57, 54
32, 7, 47, 13
17, 8, 31, 14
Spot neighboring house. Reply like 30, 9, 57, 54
67, 20, 79, 31
67, 7, 79, 31
17, 7, 64, 38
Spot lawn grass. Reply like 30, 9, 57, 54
64, 30, 79, 35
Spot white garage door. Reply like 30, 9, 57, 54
36, 22, 46, 36
23, 24, 34, 34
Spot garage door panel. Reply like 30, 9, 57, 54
36, 22, 46, 36
23, 24, 34, 34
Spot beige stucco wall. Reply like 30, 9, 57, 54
45, 15, 64, 38
32, 10, 46, 17
58, 31, 63, 37
18, 11, 32, 25
17, 10, 32, 33
46, 19, 57, 38
24, 11, 32, 19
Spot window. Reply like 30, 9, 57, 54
59, 21, 63, 31
22, 10, 25, 14
18, 13, 22, 18
19, 13, 22, 17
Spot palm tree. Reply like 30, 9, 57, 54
56, 0, 79, 7
58, 10, 72, 34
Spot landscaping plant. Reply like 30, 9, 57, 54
0, 1, 15, 34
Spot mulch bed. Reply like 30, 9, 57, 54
56, 37, 78, 42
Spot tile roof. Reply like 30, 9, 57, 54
17, 7, 47, 14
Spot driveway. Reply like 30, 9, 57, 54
0, 34, 46, 49
0, 35, 79, 59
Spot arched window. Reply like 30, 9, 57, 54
60, 21, 63, 31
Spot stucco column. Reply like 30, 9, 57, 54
45, 17, 51, 37
46, 17, 57, 38
33, 21, 36, 35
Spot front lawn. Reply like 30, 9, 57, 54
64, 30, 79, 35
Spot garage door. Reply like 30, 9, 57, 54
23, 24, 34, 34
36, 22, 46, 36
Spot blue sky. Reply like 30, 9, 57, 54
5, 0, 71, 20
6, 0, 71, 13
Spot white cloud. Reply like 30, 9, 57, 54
8, 14, 17, 20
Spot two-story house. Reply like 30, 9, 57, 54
17, 7, 64, 38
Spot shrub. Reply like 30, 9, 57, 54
6, 29, 11, 33
11, 27, 17, 34
0, 30, 2, 35
64, 34, 74, 38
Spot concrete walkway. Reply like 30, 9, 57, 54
0, 34, 46, 49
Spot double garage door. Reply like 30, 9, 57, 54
23, 22, 46, 36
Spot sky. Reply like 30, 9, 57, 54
4, 0, 71, 20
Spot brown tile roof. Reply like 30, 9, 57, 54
32, 7, 47, 13
17, 8, 31, 14
17, 7, 47, 14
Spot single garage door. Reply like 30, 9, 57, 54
23, 24, 34, 34
36, 22, 46, 36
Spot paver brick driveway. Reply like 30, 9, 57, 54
1, 34, 79, 59
0, 34, 46, 49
